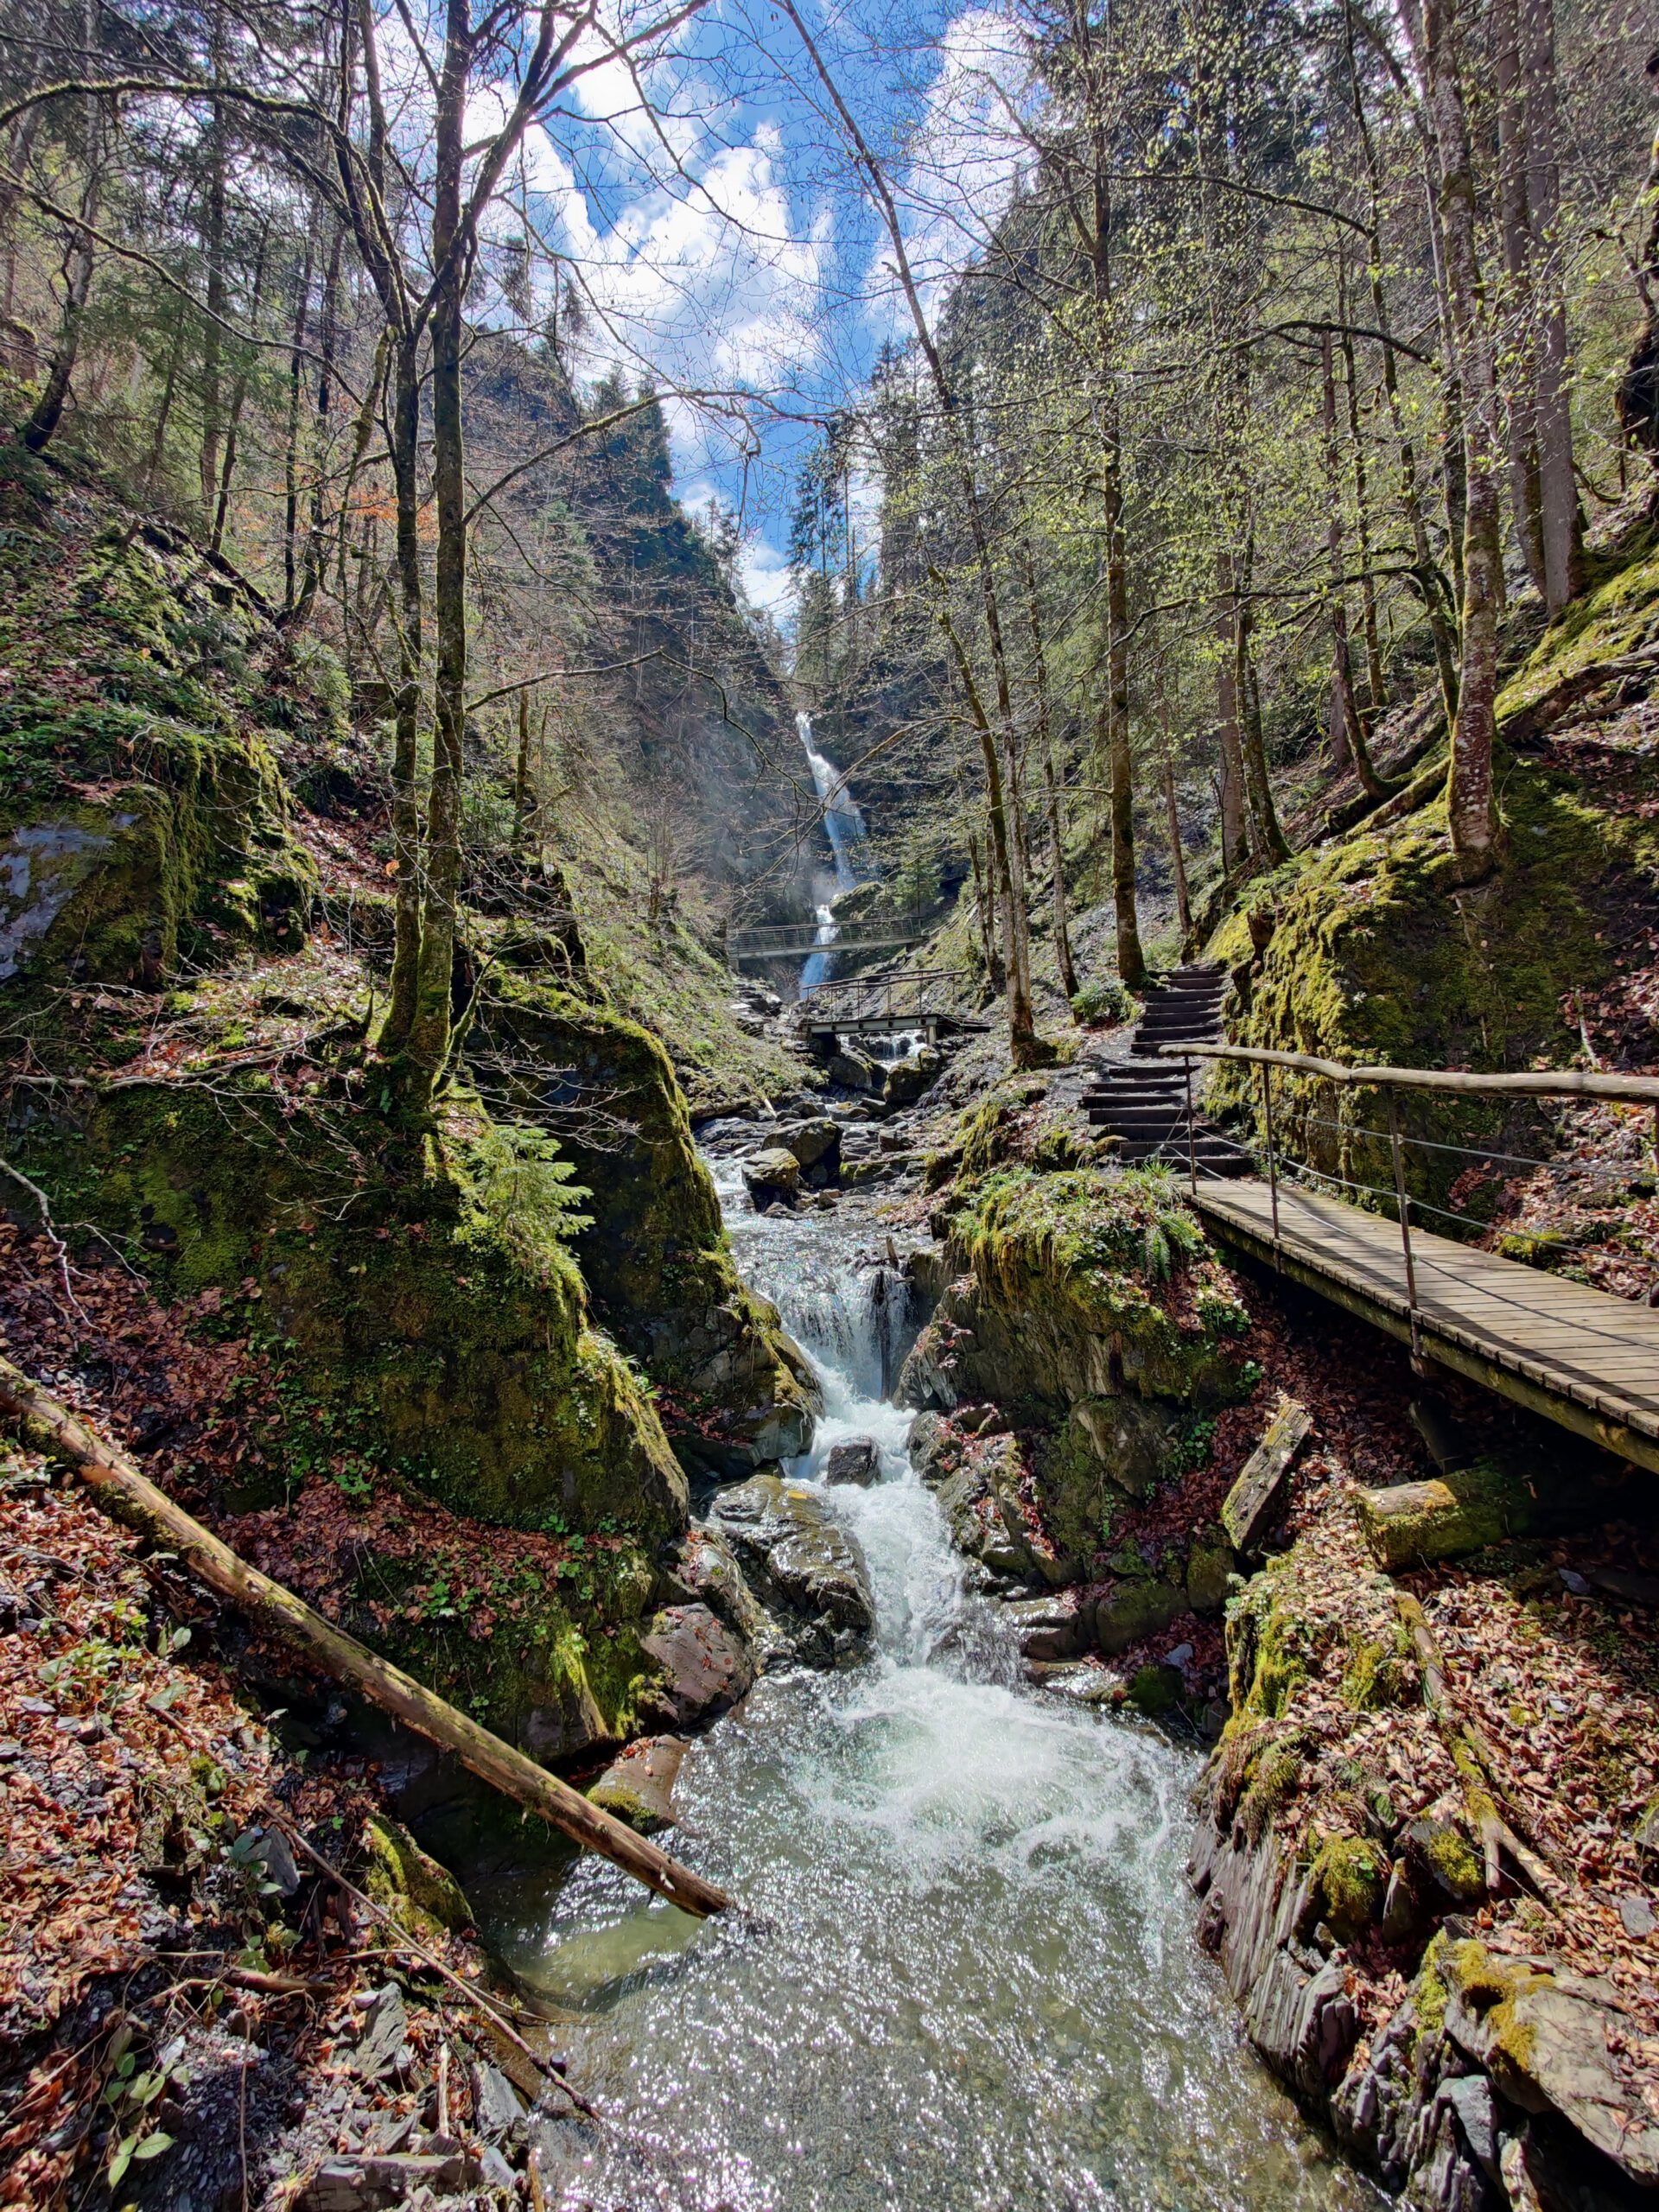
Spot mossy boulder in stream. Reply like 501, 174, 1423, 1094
470, 969, 817, 1475
900, 1166, 1253, 1558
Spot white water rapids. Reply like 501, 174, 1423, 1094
480, 1165, 1376, 2211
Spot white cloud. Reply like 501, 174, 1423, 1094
736, 532, 791, 618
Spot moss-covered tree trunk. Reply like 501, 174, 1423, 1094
408, 0, 474, 1096
381, 327, 425, 1053
1523, 0, 1585, 614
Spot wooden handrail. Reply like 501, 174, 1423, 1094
1159, 1041, 1659, 1109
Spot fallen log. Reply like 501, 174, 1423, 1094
0, 1356, 732, 1920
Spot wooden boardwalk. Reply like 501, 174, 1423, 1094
1192, 1177, 1659, 1475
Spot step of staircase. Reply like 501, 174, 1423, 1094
1080, 958, 1243, 1176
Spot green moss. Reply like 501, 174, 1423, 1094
1205, 522, 1659, 1223
1307, 1835, 1385, 1942
1227, 1560, 1313, 1720
1340, 1628, 1414, 1711
1236, 1735, 1306, 1844
945, 1164, 1249, 1403
363, 1816, 474, 1942
35, 1078, 687, 1535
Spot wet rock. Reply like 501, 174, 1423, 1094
1442, 1943, 1659, 2183
668, 1522, 791, 1670
824, 1438, 881, 1488
998, 1588, 1087, 1661
709, 1474, 876, 1664
884, 1051, 941, 1106
1035, 1660, 1127, 1705
826, 1046, 885, 1095
743, 1146, 801, 1205
780, 1117, 841, 1173
519, 1669, 611, 1764
474, 2062, 529, 2144
588, 1736, 686, 1833
638, 1603, 754, 1728
911, 1419, 1076, 1587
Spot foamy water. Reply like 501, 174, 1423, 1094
480, 1164, 1377, 2210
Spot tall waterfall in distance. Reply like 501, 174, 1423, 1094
798, 711, 868, 991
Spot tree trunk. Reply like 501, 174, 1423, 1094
210, 224, 269, 556
281, 245, 313, 615
380, 330, 425, 1054
937, 596, 1033, 1045
0, 1357, 729, 1919
512, 688, 532, 852
1344, 0, 1461, 735
1021, 537, 1077, 1000
1321, 332, 1386, 798
1161, 741, 1192, 939
1421, 0, 1505, 880
198, 81, 227, 512
1212, 559, 1249, 873
408, 0, 474, 1097
22, 24, 101, 459
966, 825, 1004, 993
1522, 0, 1584, 613
1234, 536, 1289, 860
1494, 0, 1548, 595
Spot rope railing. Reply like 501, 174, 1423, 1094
1160, 1041, 1659, 1366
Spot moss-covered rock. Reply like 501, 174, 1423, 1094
363, 1815, 474, 1942
899, 1167, 1252, 1550
1305, 1834, 1386, 1943
1205, 524, 1659, 1217
469, 970, 817, 1474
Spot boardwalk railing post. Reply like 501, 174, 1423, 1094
1260, 1061, 1281, 1259
1386, 1088, 1426, 1369
1185, 1057, 1198, 1197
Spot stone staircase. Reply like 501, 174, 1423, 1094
1080, 963, 1249, 1179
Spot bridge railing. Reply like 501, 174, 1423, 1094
793, 968, 976, 1030
1160, 1041, 1659, 1363
726, 918, 931, 960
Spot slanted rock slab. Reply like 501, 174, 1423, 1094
639, 1602, 754, 1728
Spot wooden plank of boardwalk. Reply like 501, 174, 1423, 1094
1192, 1176, 1659, 1474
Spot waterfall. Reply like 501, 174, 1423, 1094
798, 710, 868, 991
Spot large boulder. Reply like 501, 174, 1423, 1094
709, 1474, 877, 1664
908, 1414, 1076, 1587
471, 974, 819, 1477
780, 1117, 842, 1181
664, 1521, 793, 1673
742, 1146, 803, 1206
637, 1604, 754, 1728
824, 1438, 881, 1488
588, 1737, 687, 1833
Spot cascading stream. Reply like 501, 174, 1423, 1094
798, 712, 868, 992
479, 1167, 1376, 2211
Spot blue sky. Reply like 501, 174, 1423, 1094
477, 0, 1031, 620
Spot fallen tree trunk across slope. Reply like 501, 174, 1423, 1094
0, 1355, 733, 1920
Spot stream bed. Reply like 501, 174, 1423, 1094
476, 1166, 1377, 2211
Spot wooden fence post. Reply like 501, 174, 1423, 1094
1386, 1088, 1425, 1368
1260, 1060, 1281, 1257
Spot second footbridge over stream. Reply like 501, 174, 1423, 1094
1090, 969, 1659, 1476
